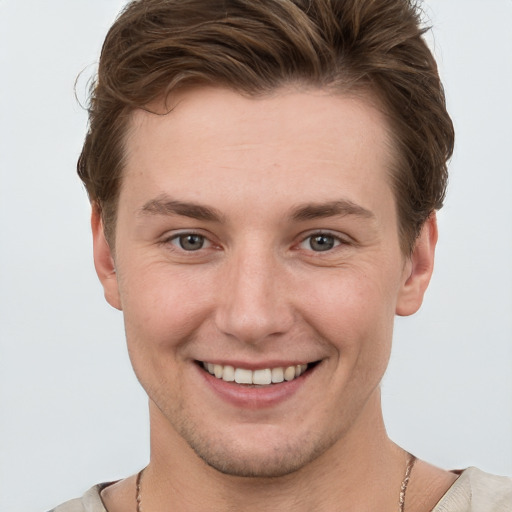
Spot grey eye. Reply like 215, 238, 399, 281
309, 234, 336, 251
177, 234, 205, 251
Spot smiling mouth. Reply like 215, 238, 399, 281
198, 361, 319, 385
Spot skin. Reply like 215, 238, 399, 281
94, 87, 457, 511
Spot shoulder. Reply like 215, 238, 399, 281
433, 467, 512, 512
48, 484, 107, 512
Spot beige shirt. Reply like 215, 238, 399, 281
431, 467, 512, 511
49, 467, 512, 512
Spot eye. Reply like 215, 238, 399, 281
300, 233, 342, 252
170, 233, 210, 251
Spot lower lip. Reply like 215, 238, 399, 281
197, 364, 315, 409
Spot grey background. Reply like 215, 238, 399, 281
0, 1, 511, 511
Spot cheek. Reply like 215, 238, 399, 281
117, 266, 212, 406
302, 268, 398, 336
117, 263, 216, 351
293, 269, 398, 423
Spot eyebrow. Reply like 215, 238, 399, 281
139, 195, 224, 222
291, 200, 375, 221
139, 195, 374, 223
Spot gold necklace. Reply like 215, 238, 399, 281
399, 454, 417, 511
136, 454, 417, 512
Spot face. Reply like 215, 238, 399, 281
94, 86, 435, 477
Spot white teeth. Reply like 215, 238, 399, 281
271, 367, 284, 383
214, 364, 223, 379
295, 364, 307, 376
222, 365, 235, 382
234, 368, 253, 384
253, 368, 272, 385
202, 362, 310, 385
284, 366, 296, 381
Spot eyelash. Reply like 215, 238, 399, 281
165, 232, 213, 252
297, 232, 347, 253
162, 230, 348, 254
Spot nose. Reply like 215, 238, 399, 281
214, 245, 295, 345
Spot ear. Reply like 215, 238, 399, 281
396, 213, 438, 316
91, 206, 122, 310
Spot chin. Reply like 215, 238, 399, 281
195, 444, 323, 478
178, 421, 338, 478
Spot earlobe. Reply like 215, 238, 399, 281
91, 206, 122, 311
396, 214, 438, 317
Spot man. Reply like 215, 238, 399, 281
51, 0, 512, 510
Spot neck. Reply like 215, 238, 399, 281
142, 391, 410, 512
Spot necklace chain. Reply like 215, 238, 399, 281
136, 453, 416, 512
136, 468, 143, 512
399, 454, 417, 512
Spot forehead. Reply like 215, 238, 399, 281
122, 86, 396, 215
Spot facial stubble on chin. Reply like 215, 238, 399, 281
170, 410, 344, 479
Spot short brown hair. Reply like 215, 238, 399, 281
78, 0, 454, 253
